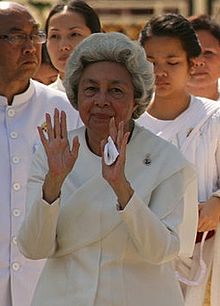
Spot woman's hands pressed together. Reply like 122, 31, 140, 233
101, 118, 134, 210
38, 108, 80, 203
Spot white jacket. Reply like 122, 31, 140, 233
18, 125, 198, 306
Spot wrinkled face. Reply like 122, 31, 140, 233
78, 61, 137, 140
46, 10, 91, 77
143, 36, 191, 99
0, 9, 41, 85
33, 63, 58, 85
188, 30, 220, 87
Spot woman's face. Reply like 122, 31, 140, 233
46, 10, 91, 78
188, 30, 220, 87
143, 36, 191, 99
78, 61, 137, 141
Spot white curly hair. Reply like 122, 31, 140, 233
64, 32, 155, 119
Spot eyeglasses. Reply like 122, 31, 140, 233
0, 31, 46, 46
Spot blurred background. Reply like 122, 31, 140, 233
3, 0, 220, 39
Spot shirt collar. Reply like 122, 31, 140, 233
0, 79, 35, 107
56, 75, 65, 92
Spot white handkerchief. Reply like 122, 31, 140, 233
104, 136, 119, 165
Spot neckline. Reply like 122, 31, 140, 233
84, 119, 135, 156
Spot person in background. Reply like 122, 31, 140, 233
33, 43, 58, 85
137, 13, 220, 306
45, 0, 102, 92
0, 2, 82, 306
18, 32, 198, 306
187, 14, 220, 101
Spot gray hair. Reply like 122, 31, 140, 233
64, 32, 155, 119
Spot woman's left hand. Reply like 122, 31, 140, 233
198, 196, 220, 232
101, 118, 134, 209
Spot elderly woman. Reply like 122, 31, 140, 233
18, 32, 198, 306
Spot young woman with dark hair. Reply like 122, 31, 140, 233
45, 0, 102, 91
137, 13, 220, 306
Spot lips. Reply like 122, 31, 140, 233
92, 113, 112, 120
23, 61, 37, 65
191, 72, 209, 78
156, 81, 169, 86
155, 77, 169, 85
21, 57, 38, 65
192, 72, 208, 76
191, 69, 208, 76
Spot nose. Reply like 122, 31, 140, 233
193, 55, 205, 67
154, 64, 168, 77
22, 38, 37, 54
94, 90, 110, 107
59, 37, 72, 51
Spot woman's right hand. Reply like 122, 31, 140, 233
38, 108, 80, 203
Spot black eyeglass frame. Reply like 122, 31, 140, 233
0, 31, 46, 45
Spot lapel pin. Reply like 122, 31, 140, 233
143, 154, 151, 165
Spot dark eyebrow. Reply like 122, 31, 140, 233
49, 26, 82, 32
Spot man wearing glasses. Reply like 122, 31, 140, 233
0, 2, 82, 306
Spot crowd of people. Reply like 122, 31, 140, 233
0, 1, 219, 306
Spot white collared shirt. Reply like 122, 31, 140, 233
49, 75, 65, 92
0, 79, 82, 306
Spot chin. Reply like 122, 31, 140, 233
22, 64, 38, 73
190, 79, 209, 87
19, 70, 36, 82
156, 89, 171, 97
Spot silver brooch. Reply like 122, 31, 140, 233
143, 154, 151, 165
